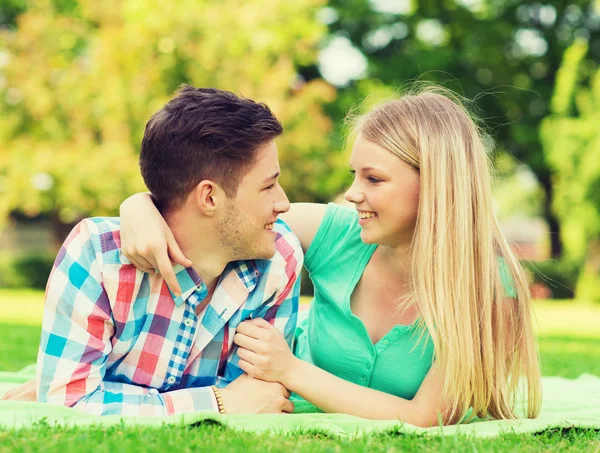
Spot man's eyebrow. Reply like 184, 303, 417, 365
262, 172, 280, 184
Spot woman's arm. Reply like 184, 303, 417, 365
119, 193, 328, 292
278, 203, 327, 253
234, 318, 451, 427
119, 192, 192, 295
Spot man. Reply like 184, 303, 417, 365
2, 86, 303, 416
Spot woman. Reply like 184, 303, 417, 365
119, 86, 542, 426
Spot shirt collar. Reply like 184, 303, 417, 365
168, 261, 259, 307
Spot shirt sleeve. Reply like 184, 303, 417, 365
36, 219, 218, 416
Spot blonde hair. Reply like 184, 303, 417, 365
351, 86, 542, 423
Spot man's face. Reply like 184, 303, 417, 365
217, 140, 290, 260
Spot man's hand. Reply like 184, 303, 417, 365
1, 379, 36, 401
234, 318, 299, 386
218, 374, 294, 414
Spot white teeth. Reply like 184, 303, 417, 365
358, 212, 376, 219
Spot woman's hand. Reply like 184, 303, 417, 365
120, 193, 192, 296
234, 318, 299, 386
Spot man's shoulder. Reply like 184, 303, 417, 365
69, 217, 128, 265
272, 219, 303, 263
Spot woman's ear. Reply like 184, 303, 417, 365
193, 180, 222, 216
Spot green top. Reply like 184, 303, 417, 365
292, 203, 434, 411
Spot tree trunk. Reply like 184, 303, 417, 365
538, 171, 563, 258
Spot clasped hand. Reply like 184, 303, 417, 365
234, 317, 297, 386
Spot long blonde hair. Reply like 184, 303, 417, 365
351, 86, 542, 423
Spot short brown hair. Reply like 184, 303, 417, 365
140, 85, 283, 212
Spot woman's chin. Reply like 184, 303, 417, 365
359, 230, 377, 244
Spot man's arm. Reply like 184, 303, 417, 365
37, 219, 218, 416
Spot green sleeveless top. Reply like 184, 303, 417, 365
292, 203, 435, 412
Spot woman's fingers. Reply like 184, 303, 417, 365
135, 255, 158, 274
237, 346, 262, 366
238, 359, 259, 378
236, 321, 268, 340
233, 333, 265, 353
126, 257, 155, 275
247, 317, 273, 329
167, 231, 193, 268
155, 251, 181, 296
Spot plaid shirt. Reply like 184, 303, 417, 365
36, 217, 302, 416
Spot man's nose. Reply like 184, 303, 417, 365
274, 184, 291, 214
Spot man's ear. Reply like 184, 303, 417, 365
193, 180, 222, 215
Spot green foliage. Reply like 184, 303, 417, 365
0, 0, 338, 230
541, 40, 600, 301
317, 0, 600, 257
0, 253, 55, 289
12, 254, 55, 289
523, 260, 580, 299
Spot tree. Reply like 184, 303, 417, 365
541, 40, 600, 301
0, 0, 337, 243
307, 0, 600, 258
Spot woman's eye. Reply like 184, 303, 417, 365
265, 184, 275, 190
367, 176, 381, 184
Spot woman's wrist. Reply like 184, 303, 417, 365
282, 356, 304, 392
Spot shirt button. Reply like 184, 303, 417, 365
383, 339, 390, 346
184, 318, 194, 327
167, 376, 176, 384
394, 327, 401, 335
148, 388, 158, 395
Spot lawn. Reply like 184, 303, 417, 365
1, 289, 599, 452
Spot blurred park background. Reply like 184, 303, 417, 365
0, 0, 599, 303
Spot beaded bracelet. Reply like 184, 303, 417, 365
211, 385, 226, 414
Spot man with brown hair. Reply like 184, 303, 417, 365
3, 86, 303, 416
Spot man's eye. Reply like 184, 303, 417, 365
265, 184, 275, 190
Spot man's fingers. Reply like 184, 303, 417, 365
156, 253, 181, 296
167, 233, 193, 268
236, 321, 267, 339
1, 388, 18, 400
233, 333, 264, 353
282, 399, 294, 414
1, 380, 36, 401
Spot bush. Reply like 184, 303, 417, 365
0, 253, 55, 290
523, 259, 580, 299
577, 266, 600, 303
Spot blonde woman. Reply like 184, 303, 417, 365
119, 87, 542, 426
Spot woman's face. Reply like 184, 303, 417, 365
345, 133, 420, 247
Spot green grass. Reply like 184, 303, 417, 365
1, 289, 599, 452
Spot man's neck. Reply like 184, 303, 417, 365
164, 211, 230, 290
